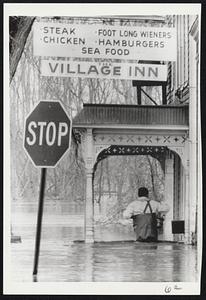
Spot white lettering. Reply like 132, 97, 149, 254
58, 123, 68, 146
38, 122, 47, 145
26, 121, 37, 145
26, 121, 69, 147
46, 122, 56, 146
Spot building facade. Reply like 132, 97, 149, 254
166, 15, 200, 244
73, 15, 201, 246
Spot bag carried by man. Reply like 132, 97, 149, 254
132, 201, 158, 242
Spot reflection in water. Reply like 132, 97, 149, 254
11, 235, 198, 282
33, 274, 38, 282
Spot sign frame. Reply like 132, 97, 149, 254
23, 100, 72, 168
33, 21, 177, 62
40, 59, 168, 82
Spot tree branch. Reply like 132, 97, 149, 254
10, 16, 35, 83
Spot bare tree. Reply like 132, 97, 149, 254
10, 16, 35, 83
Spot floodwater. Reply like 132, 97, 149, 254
10, 201, 198, 282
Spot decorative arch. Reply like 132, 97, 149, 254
93, 144, 186, 173
94, 145, 173, 174
92, 144, 184, 243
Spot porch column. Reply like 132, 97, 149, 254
163, 156, 174, 241
85, 129, 94, 243
85, 169, 94, 243
183, 159, 190, 244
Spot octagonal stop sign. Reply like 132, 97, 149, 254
24, 100, 72, 167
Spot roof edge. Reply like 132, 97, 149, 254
82, 103, 189, 108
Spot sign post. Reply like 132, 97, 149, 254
33, 167, 46, 277
24, 100, 72, 277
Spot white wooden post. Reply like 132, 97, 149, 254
85, 129, 94, 243
163, 157, 174, 241
183, 158, 190, 244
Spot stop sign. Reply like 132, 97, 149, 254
24, 100, 72, 167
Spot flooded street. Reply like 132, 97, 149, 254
11, 201, 198, 282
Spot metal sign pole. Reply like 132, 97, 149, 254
33, 167, 47, 277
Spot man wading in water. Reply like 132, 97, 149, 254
123, 187, 169, 242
